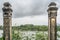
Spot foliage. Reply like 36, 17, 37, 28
12, 24, 48, 31
12, 30, 22, 40
0, 24, 60, 31
57, 26, 60, 31
0, 26, 3, 30
36, 32, 48, 40
0, 24, 60, 40
0, 37, 3, 40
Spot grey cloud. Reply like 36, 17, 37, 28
0, 0, 60, 18
12, 0, 51, 18
0, 0, 4, 12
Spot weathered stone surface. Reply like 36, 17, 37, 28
47, 2, 58, 40
2, 2, 12, 40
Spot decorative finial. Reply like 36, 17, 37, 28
48, 2, 56, 7
3, 2, 11, 7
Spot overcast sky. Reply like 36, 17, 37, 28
0, 0, 60, 26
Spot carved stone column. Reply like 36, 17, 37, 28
2, 2, 12, 40
47, 2, 58, 40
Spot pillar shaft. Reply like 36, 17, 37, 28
48, 17, 57, 40
3, 16, 12, 40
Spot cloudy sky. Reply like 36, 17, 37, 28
0, 0, 60, 26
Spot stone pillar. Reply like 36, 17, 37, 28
47, 2, 58, 40
2, 2, 12, 40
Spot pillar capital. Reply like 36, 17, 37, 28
47, 2, 58, 17
47, 2, 58, 12
2, 2, 12, 13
